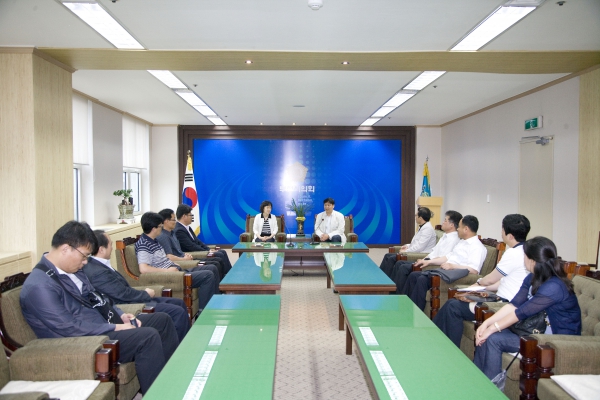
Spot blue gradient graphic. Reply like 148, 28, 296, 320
193, 139, 401, 244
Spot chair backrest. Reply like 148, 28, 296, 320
572, 275, 600, 337
0, 274, 38, 353
434, 229, 444, 243
244, 214, 286, 241
478, 240, 501, 277
115, 237, 141, 282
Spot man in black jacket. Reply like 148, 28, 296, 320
174, 204, 232, 275
83, 230, 189, 342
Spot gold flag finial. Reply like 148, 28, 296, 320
186, 150, 192, 170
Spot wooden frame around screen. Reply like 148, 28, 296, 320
178, 125, 416, 245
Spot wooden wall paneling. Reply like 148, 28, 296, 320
578, 68, 600, 263
177, 126, 416, 245
33, 55, 74, 261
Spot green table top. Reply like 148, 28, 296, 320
144, 295, 280, 400
326, 253, 395, 287
340, 295, 506, 399
220, 252, 284, 286
232, 241, 369, 252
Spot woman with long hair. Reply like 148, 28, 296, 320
473, 236, 581, 379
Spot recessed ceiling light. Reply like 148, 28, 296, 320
61, 2, 143, 49
361, 118, 380, 127
292, 123, 296, 125
147, 70, 187, 89
403, 71, 446, 91
372, 106, 396, 118
174, 90, 206, 107
324, 123, 327, 125
260, 123, 263, 125
341, 61, 350, 65
451, 6, 536, 51
382, 91, 417, 108
245, 60, 253, 64
194, 105, 217, 117
207, 117, 227, 126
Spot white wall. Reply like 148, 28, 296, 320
415, 127, 442, 201
150, 125, 179, 211
441, 77, 579, 259
91, 102, 124, 225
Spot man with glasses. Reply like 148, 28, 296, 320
156, 208, 226, 280
136, 212, 219, 310
174, 204, 232, 275
20, 221, 179, 395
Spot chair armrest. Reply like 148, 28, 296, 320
116, 303, 145, 315
10, 336, 109, 381
275, 233, 287, 243
177, 260, 202, 270
347, 233, 358, 243
389, 246, 402, 253
541, 339, 600, 375
403, 252, 428, 262
162, 288, 172, 297
189, 251, 209, 259
0, 393, 50, 400
137, 272, 187, 290
132, 285, 165, 294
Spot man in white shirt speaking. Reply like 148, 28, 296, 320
389, 210, 462, 293
433, 214, 531, 347
314, 197, 346, 244
379, 207, 440, 278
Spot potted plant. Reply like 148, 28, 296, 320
113, 189, 134, 220
286, 198, 313, 236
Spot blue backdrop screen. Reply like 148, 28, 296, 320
193, 139, 401, 244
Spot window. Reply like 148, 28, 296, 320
123, 170, 141, 212
73, 167, 81, 221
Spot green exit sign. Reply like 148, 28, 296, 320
525, 116, 543, 131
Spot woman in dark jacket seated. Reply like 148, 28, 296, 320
473, 236, 581, 379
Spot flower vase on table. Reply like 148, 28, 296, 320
296, 217, 306, 237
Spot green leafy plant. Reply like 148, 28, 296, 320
113, 189, 133, 201
286, 198, 313, 218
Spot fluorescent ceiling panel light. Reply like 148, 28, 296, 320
62, 2, 143, 49
451, 6, 535, 51
175, 90, 206, 107
403, 71, 446, 91
194, 105, 217, 117
382, 91, 417, 108
207, 117, 227, 126
360, 118, 380, 127
147, 70, 186, 89
504, 0, 545, 6
371, 106, 396, 118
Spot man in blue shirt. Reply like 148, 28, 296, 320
20, 221, 178, 394
157, 208, 225, 280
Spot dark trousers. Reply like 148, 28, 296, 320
402, 271, 431, 311
323, 235, 341, 243
255, 237, 275, 242
474, 330, 520, 379
196, 259, 225, 281
186, 267, 218, 309
391, 261, 415, 294
432, 299, 475, 347
107, 312, 178, 394
212, 250, 232, 275
152, 297, 189, 342
379, 253, 397, 277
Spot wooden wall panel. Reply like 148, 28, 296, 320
578, 68, 600, 263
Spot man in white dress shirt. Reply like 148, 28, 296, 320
314, 197, 346, 244
433, 214, 531, 347
388, 210, 463, 293
403, 215, 487, 310
379, 207, 440, 277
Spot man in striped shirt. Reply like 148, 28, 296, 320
135, 212, 219, 310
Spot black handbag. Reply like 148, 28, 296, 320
509, 311, 547, 336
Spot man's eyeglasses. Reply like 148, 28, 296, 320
71, 246, 91, 260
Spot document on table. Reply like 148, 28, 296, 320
457, 286, 486, 291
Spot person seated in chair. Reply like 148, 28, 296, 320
136, 212, 219, 310
174, 204, 232, 275
314, 197, 346, 243
433, 214, 531, 347
20, 221, 179, 395
157, 208, 226, 280
474, 236, 581, 380
402, 215, 487, 311
84, 229, 190, 342
253, 200, 278, 242
380, 210, 462, 289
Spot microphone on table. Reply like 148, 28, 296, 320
285, 224, 295, 247
314, 217, 325, 243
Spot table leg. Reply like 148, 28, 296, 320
346, 324, 352, 355
339, 303, 344, 331
327, 272, 331, 289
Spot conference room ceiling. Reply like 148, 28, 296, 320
1, 0, 599, 126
